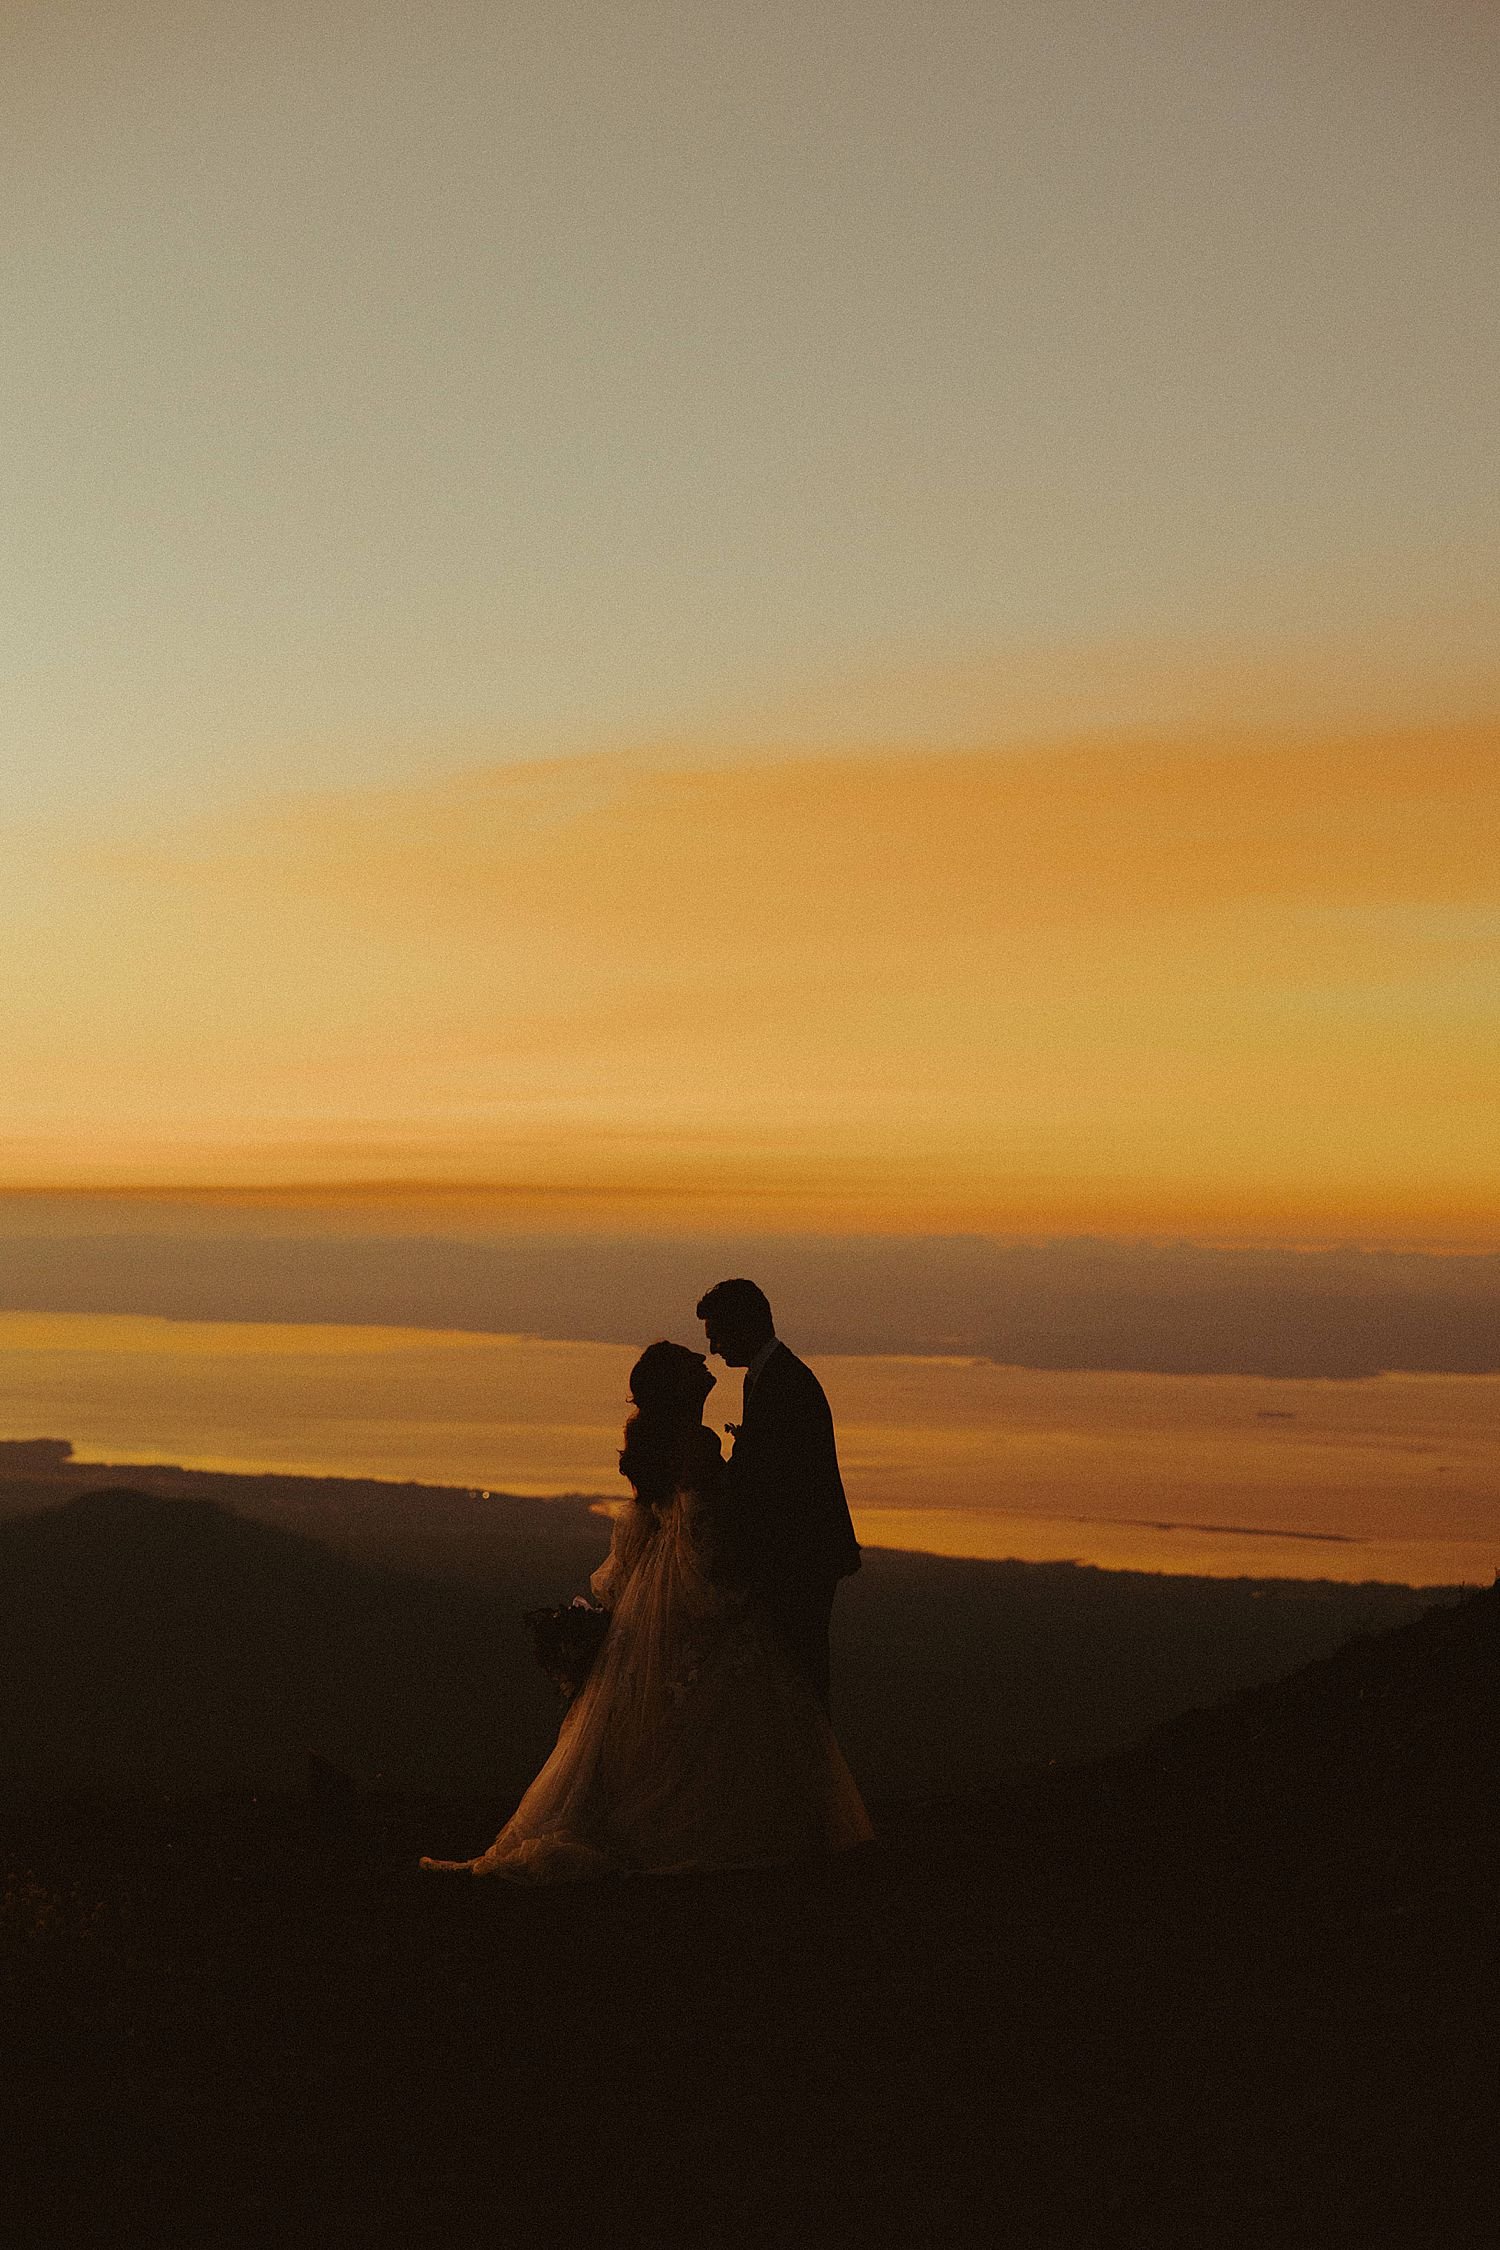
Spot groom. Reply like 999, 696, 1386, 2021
697, 1278, 860, 1712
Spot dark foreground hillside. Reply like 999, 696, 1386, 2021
0, 1464, 1457, 1796
3, 1581, 1495, 2248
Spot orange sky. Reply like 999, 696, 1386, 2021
5, 8, 1497, 1255
6, 717, 1497, 1245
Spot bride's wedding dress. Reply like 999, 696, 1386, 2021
422, 1470, 873, 1882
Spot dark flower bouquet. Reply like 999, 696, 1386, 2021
523, 1595, 611, 1703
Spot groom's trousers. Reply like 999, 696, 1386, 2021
765, 1578, 837, 1714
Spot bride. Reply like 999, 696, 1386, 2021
421, 1340, 873, 1882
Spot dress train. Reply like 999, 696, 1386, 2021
421, 1488, 872, 1882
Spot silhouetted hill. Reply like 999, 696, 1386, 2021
834, 1543, 1450, 1792
0, 1448, 611, 1593
2, 1575, 1492, 2247
1092, 1566, 1500, 1927
0, 1465, 1455, 1799
864, 1577, 1498, 2246
0, 1487, 559, 1794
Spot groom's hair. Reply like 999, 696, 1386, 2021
696, 1277, 773, 1330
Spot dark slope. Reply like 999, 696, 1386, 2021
0, 1487, 560, 1793
0, 1462, 1454, 1798
1102, 1561, 1498, 1877
3, 1580, 1494, 2248
835, 1544, 1450, 1791
873, 1577, 1500, 2246
0, 1453, 613, 1594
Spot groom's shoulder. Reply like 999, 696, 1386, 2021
768, 1344, 824, 1399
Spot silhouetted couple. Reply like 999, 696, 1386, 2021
422, 1280, 871, 1880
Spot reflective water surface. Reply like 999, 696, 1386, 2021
1, 1312, 1494, 1585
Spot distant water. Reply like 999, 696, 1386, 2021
0, 1312, 1494, 1585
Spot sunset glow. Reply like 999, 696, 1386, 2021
6, 22, 1500, 2235
6, 721, 1497, 1242
4, 4, 1498, 1587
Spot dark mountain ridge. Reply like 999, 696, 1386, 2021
0, 1471, 1457, 1799
0, 1486, 553, 1795
2, 1546, 1493, 2247
1089, 1562, 1499, 1943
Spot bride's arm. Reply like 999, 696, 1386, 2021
588, 1504, 648, 1607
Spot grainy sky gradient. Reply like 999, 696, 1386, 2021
8, 724, 1498, 1241
4, 0, 1497, 1245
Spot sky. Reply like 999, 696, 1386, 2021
4, 0, 1498, 1260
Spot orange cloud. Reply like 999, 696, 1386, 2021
8, 723, 1498, 1244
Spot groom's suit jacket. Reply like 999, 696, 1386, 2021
726, 1344, 861, 1596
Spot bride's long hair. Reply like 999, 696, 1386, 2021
619, 1340, 709, 1510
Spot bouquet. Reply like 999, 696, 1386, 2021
523, 1595, 611, 1704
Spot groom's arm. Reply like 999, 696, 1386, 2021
785, 1365, 860, 1576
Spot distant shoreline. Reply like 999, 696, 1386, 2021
0, 1440, 1468, 1595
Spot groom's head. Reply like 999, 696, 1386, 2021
697, 1278, 774, 1367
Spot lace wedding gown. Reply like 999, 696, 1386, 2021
422, 1476, 873, 1882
